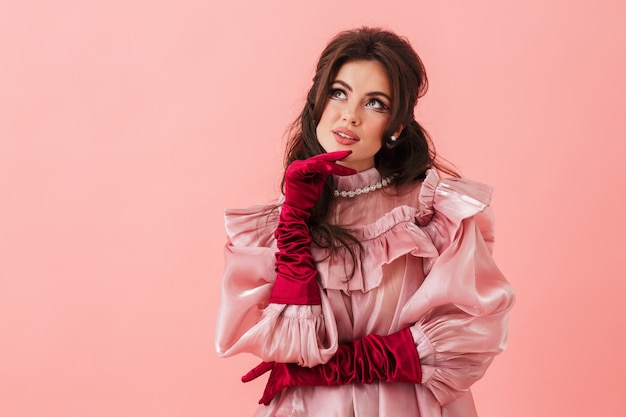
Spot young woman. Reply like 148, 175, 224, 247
215, 27, 514, 417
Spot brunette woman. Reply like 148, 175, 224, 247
216, 27, 514, 417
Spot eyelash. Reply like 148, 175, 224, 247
366, 99, 388, 111
329, 88, 347, 100
328, 88, 390, 111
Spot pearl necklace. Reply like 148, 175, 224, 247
333, 176, 394, 198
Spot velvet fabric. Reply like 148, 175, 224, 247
215, 168, 515, 417
269, 151, 355, 305
243, 327, 422, 405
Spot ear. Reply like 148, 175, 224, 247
393, 124, 404, 138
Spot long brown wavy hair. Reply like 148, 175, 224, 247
282, 27, 459, 261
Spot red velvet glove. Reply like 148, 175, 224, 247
242, 327, 421, 405
268, 151, 356, 305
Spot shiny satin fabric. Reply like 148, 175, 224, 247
215, 168, 515, 417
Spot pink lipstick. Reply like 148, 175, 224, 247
332, 128, 360, 145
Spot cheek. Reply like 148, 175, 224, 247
318, 103, 340, 125
371, 118, 390, 139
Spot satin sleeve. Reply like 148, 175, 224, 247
402, 172, 515, 405
214, 205, 338, 367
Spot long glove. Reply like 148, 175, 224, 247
268, 150, 355, 305
242, 327, 422, 405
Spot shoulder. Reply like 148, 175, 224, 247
416, 169, 494, 226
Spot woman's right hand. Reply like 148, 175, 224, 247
269, 151, 355, 305
283, 150, 356, 212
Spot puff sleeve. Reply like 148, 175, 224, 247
214, 205, 338, 367
402, 171, 515, 405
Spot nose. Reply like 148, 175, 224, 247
342, 105, 360, 125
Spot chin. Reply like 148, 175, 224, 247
334, 157, 352, 166
319, 143, 341, 154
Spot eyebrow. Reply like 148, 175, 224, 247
332, 80, 392, 103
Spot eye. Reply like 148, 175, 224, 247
366, 98, 389, 111
329, 88, 347, 100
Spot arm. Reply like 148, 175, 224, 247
242, 327, 422, 405
270, 151, 355, 304
409, 214, 514, 405
404, 175, 515, 405
215, 152, 355, 366
214, 206, 339, 367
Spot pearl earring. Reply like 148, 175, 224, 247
390, 135, 397, 142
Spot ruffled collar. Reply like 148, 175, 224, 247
333, 167, 385, 193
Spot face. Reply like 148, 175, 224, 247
316, 60, 400, 172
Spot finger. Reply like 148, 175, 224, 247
312, 150, 352, 162
304, 159, 356, 177
286, 151, 355, 180
259, 381, 281, 406
241, 361, 274, 382
241, 361, 275, 383
326, 163, 357, 177
259, 391, 272, 405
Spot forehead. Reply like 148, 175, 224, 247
334, 60, 392, 94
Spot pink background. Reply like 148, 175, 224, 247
1, 1, 624, 416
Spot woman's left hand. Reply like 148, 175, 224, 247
241, 361, 287, 405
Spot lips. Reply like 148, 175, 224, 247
332, 128, 360, 145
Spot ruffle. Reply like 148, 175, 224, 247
217, 301, 339, 367
417, 169, 493, 227
223, 169, 494, 294
314, 205, 438, 292
224, 204, 278, 248
252, 303, 338, 367
334, 166, 382, 192
410, 309, 510, 405
315, 169, 494, 293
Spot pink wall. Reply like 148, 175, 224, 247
1, 0, 624, 416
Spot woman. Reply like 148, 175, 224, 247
215, 27, 514, 417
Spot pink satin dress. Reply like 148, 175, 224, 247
215, 168, 515, 417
